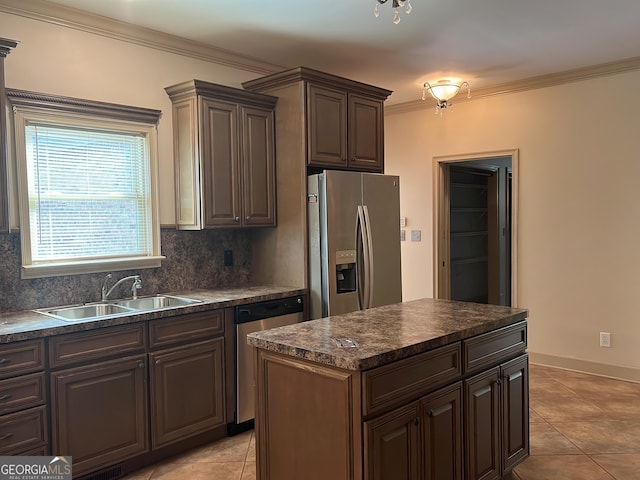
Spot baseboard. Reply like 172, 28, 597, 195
529, 352, 640, 383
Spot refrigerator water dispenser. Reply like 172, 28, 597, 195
335, 250, 357, 293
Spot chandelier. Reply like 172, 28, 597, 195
374, 0, 413, 24
422, 80, 471, 114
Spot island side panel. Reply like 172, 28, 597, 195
255, 349, 363, 480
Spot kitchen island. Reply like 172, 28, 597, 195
247, 298, 529, 480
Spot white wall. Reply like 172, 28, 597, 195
385, 70, 640, 379
1, 12, 260, 226
5, 9, 640, 379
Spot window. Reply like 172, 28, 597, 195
8, 89, 164, 278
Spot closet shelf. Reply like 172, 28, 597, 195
451, 231, 488, 237
451, 256, 488, 265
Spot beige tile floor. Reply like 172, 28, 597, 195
513, 364, 640, 480
121, 363, 640, 480
121, 430, 256, 480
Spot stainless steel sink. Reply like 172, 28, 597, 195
40, 303, 137, 321
36, 295, 202, 322
113, 295, 201, 310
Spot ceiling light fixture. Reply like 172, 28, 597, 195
422, 80, 471, 114
374, 0, 412, 24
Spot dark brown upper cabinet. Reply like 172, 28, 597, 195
243, 66, 391, 174
165, 80, 278, 229
0, 38, 18, 233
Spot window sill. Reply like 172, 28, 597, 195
21, 256, 166, 279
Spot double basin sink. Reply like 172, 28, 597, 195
36, 295, 202, 322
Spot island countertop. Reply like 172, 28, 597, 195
247, 298, 528, 371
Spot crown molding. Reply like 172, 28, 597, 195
0, 37, 18, 57
0, 0, 286, 75
386, 56, 640, 115
6, 87, 162, 124
243, 66, 392, 100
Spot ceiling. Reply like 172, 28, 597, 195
13, 0, 640, 105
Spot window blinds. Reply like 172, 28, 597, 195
25, 123, 152, 262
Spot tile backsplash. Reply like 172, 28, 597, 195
0, 228, 252, 313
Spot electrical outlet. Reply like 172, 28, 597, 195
224, 250, 233, 267
411, 230, 422, 242
599, 332, 611, 348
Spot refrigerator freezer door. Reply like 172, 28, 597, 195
362, 173, 402, 308
322, 170, 363, 316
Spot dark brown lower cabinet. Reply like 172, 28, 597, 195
500, 355, 530, 472
149, 338, 225, 449
364, 402, 420, 480
254, 325, 529, 480
421, 382, 463, 480
50, 355, 149, 477
465, 354, 529, 480
364, 382, 464, 480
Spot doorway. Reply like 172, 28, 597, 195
434, 150, 518, 306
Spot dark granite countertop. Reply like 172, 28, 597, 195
0, 285, 306, 344
247, 298, 528, 371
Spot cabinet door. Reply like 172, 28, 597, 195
421, 382, 463, 480
201, 97, 241, 227
464, 367, 501, 480
307, 84, 348, 168
50, 355, 148, 477
364, 402, 420, 480
348, 94, 384, 173
241, 106, 276, 226
501, 354, 529, 472
150, 338, 225, 449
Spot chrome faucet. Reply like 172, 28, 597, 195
101, 273, 142, 301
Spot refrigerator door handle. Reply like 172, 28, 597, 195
362, 205, 374, 309
356, 206, 371, 310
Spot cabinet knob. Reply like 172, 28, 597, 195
0, 358, 10, 365
0, 433, 14, 441
427, 410, 434, 417
246, 216, 251, 221
413, 417, 420, 426
0, 394, 12, 401
155, 360, 160, 365
234, 216, 240, 222
138, 361, 145, 369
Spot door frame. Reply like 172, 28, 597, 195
433, 149, 520, 306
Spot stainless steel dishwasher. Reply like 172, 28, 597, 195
228, 295, 304, 434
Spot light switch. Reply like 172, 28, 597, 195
411, 230, 421, 242
400, 217, 406, 228
400, 229, 406, 242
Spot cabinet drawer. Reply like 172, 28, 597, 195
20, 445, 50, 456
0, 340, 45, 379
362, 343, 461, 417
0, 405, 48, 455
49, 323, 147, 369
463, 321, 527, 374
149, 310, 224, 349
0, 372, 46, 415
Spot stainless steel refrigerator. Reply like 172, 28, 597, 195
308, 170, 402, 319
